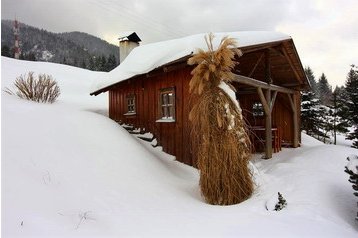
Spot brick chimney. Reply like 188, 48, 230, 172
118, 32, 141, 64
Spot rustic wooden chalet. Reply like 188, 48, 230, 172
91, 32, 309, 166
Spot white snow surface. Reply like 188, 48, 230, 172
91, 31, 291, 94
2, 57, 358, 237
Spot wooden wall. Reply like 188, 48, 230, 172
238, 92, 301, 146
109, 66, 301, 166
109, 66, 194, 165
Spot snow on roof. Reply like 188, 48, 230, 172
91, 31, 291, 95
118, 31, 141, 42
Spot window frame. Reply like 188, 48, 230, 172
124, 93, 136, 115
157, 87, 176, 122
252, 101, 264, 117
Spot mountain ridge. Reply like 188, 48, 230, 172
1, 19, 119, 71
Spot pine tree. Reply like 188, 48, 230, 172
317, 73, 332, 106
100, 56, 107, 71
88, 57, 95, 71
305, 66, 318, 95
344, 155, 358, 220
106, 54, 117, 71
345, 65, 358, 148
301, 91, 321, 136
315, 104, 331, 143
330, 87, 349, 144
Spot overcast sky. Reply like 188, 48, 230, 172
2, 0, 358, 87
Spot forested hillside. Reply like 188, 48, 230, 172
1, 20, 119, 71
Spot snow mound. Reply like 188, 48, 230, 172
2, 58, 358, 237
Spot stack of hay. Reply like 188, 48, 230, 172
188, 33, 254, 205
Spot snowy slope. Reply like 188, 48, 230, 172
2, 57, 358, 237
1, 57, 107, 113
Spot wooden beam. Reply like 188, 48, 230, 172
257, 87, 274, 159
281, 45, 302, 84
248, 53, 264, 78
265, 50, 272, 84
163, 62, 188, 73
257, 88, 270, 115
232, 74, 296, 95
269, 47, 285, 58
270, 91, 278, 114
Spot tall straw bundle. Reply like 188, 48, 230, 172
188, 33, 254, 205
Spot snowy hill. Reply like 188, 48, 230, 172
2, 57, 358, 237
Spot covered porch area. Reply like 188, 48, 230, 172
231, 40, 307, 159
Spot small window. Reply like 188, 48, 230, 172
159, 88, 175, 121
126, 94, 136, 114
252, 102, 264, 117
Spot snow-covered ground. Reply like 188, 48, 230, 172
2, 57, 358, 237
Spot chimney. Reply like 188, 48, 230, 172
118, 32, 141, 64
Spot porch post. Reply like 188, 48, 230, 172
265, 89, 273, 158
264, 49, 272, 158
287, 93, 299, 147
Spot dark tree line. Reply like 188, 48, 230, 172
2, 43, 117, 72
301, 65, 358, 148
1, 20, 119, 72
63, 54, 117, 72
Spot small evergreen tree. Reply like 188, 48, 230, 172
345, 65, 358, 148
317, 104, 332, 143
330, 87, 349, 144
344, 155, 358, 220
305, 66, 318, 95
274, 192, 288, 211
317, 73, 333, 106
301, 91, 321, 136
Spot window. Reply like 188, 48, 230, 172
252, 102, 264, 117
158, 88, 175, 121
126, 94, 136, 114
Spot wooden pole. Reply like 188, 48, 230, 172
265, 50, 272, 158
265, 89, 273, 158
287, 93, 299, 147
232, 74, 295, 95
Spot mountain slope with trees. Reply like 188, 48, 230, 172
1, 19, 119, 71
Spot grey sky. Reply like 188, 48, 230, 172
2, 0, 358, 86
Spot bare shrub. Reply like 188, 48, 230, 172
5, 72, 60, 103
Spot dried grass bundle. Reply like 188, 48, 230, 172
188, 33, 253, 205
5, 72, 60, 103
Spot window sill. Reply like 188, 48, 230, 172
156, 118, 176, 123
124, 112, 136, 116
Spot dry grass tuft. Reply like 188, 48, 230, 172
5, 72, 60, 103
188, 33, 253, 205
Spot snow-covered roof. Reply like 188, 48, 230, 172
91, 31, 291, 95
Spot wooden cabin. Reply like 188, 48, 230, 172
91, 32, 309, 166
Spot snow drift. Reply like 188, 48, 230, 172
2, 57, 358, 237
